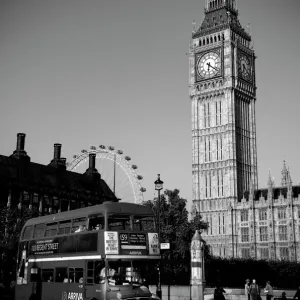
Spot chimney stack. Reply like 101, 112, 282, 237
54, 144, 62, 160
49, 143, 66, 169
84, 153, 100, 182
10, 133, 30, 162
16, 133, 26, 151
89, 153, 96, 169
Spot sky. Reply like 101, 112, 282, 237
0, 0, 299, 213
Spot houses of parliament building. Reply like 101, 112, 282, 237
190, 0, 300, 261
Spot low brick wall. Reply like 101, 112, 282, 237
148, 286, 297, 300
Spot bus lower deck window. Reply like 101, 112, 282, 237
55, 268, 68, 283
41, 269, 54, 282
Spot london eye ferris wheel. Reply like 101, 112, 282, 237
66, 145, 146, 204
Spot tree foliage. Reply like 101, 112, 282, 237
143, 189, 209, 284
0, 206, 38, 286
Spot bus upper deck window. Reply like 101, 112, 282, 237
45, 222, 58, 237
137, 216, 155, 231
58, 220, 71, 235
88, 214, 104, 231
72, 218, 87, 233
108, 214, 131, 230
22, 225, 33, 240
33, 224, 46, 238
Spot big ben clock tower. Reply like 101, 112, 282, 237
190, 0, 258, 257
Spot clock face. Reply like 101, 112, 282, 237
239, 54, 252, 80
197, 52, 221, 79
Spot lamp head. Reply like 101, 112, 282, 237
154, 174, 164, 190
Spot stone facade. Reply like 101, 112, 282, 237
190, 0, 258, 257
233, 163, 300, 261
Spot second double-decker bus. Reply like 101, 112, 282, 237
15, 202, 160, 300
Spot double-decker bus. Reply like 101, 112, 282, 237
15, 202, 160, 300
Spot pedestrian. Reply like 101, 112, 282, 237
214, 284, 226, 300
281, 292, 287, 300
249, 279, 260, 300
245, 279, 251, 300
264, 281, 274, 300
293, 286, 300, 300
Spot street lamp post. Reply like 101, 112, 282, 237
154, 174, 163, 299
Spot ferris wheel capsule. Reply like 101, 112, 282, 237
108, 146, 115, 151
125, 156, 131, 161
132, 165, 138, 170
99, 145, 106, 149
117, 150, 123, 155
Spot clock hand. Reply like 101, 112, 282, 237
207, 62, 219, 71
207, 62, 211, 71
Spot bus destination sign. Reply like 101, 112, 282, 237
30, 238, 59, 255
120, 233, 147, 255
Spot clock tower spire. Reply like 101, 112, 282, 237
204, 0, 237, 13
189, 0, 258, 258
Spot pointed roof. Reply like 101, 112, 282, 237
193, 1, 251, 41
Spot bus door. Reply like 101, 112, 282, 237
85, 260, 106, 300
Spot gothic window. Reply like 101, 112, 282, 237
220, 137, 223, 160
259, 209, 267, 221
241, 227, 249, 242
215, 102, 218, 126
279, 247, 289, 260
203, 103, 206, 128
278, 209, 286, 219
260, 248, 269, 259
259, 226, 268, 241
219, 101, 222, 125
218, 214, 221, 234
210, 215, 213, 234
204, 140, 207, 162
207, 103, 210, 127
208, 140, 211, 161
241, 248, 250, 258
278, 225, 287, 241
209, 174, 212, 197
217, 172, 220, 196
205, 175, 208, 198
216, 139, 219, 161
241, 210, 248, 222
221, 172, 224, 196
222, 214, 225, 234
199, 40, 202, 47
204, 103, 210, 128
